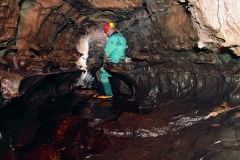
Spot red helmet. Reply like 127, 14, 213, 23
104, 22, 115, 32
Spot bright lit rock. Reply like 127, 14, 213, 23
186, 0, 240, 55
88, 0, 143, 8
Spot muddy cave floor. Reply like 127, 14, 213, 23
1, 90, 240, 160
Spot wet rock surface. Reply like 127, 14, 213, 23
1, 0, 240, 159
1, 92, 240, 160
0, 0, 239, 108
105, 53, 240, 109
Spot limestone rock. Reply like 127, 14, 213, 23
186, 0, 240, 55
0, 0, 20, 52
0, 71, 23, 99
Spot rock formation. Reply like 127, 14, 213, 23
0, 0, 240, 109
1, 0, 240, 159
181, 0, 240, 55
0, 0, 197, 103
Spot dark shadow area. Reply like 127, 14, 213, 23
220, 46, 239, 60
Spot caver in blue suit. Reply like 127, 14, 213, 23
100, 31, 127, 96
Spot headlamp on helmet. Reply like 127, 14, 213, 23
104, 22, 115, 32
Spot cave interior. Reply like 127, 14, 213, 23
1, 0, 240, 159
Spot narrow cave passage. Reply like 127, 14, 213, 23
1, 0, 240, 159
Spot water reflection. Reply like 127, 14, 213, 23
1, 90, 240, 160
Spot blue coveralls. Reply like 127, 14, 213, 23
100, 32, 127, 96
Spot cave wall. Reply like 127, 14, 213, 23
182, 0, 240, 55
120, 0, 198, 56
0, 0, 198, 61
0, 0, 240, 106
2, 0, 240, 62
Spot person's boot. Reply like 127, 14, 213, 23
92, 82, 113, 99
